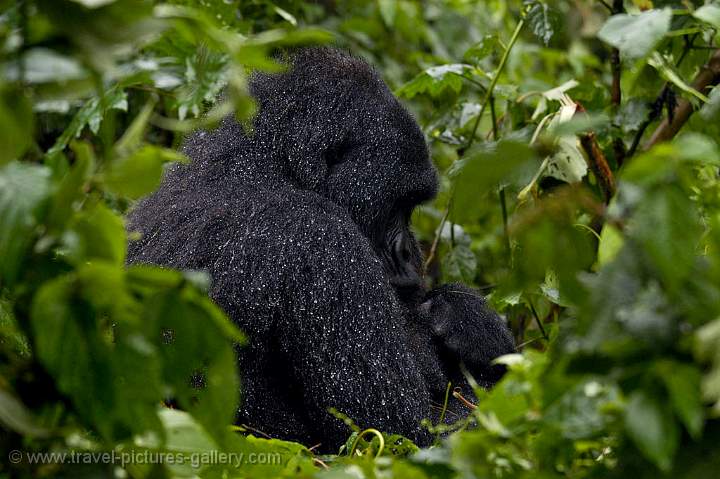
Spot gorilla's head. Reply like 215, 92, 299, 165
250, 48, 438, 301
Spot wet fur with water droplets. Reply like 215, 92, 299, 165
126, 48, 514, 451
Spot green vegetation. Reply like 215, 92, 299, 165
2, 0, 720, 477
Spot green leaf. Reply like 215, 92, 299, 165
452, 141, 536, 223
597, 9, 672, 60
443, 244, 477, 283
0, 162, 52, 286
377, 0, 397, 27
464, 35, 500, 62
7, 48, 87, 84
68, 203, 127, 265
624, 390, 679, 472
674, 133, 720, 165
30, 274, 117, 439
700, 86, 720, 121
630, 186, 701, 290
0, 88, 33, 165
526, 1, 559, 46
693, 4, 720, 29
656, 361, 704, 440
47, 88, 128, 155
695, 319, 720, 414
114, 99, 156, 157
616, 98, 651, 134
46, 141, 95, 232
648, 52, 709, 103
544, 380, 618, 440
142, 285, 242, 446
105, 145, 187, 199
397, 64, 477, 99
155, 409, 314, 477
597, 223, 624, 267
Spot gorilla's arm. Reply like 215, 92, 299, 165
273, 209, 446, 447
417, 284, 515, 389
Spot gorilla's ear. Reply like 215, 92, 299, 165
285, 127, 330, 190
286, 122, 354, 191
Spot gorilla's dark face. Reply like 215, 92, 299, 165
251, 49, 438, 301
319, 89, 437, 302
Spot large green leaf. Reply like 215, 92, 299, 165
452, 140, 536, 223
0, 162, 52, 286
630, 186, 701, 291
656, 361, 704, 440
68, 202, 127, 265
693, 4, 720, 29
597, 9, 672, 60
624, 390, 679, 472
30, 274, 117, 438
0, 89, 33, 166
526, 1, 559, 46
105, 145, 187, 199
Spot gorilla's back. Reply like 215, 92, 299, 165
125, 133, 393, 443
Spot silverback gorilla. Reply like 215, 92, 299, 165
126, 48, 515, 450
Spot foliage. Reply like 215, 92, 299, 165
1, 0, 720, 478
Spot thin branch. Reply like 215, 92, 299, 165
464, 17, 525, 151
528, 300, 548, 340
610, 48, 621, 106
644, 49, 720, 150
453, 73, 487, 91
452, 388, 477, 410
489, 95, 499, 140
424, 203, 451, 273
626, 34, 699, 158
609, 1, 624, 106
499, 187, 511, 263
574, 102, 616, 203
580, 131, 616, 203
425, 16, 525, 273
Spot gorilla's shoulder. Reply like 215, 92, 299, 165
242, 188, 377, 265
207, 188, 388, 314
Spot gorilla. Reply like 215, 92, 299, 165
126, 48, 514, 450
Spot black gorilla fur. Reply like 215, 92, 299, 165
126, 48, 515, 449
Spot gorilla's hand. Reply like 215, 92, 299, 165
418, 283, 515, 387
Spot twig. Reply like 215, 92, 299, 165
612, 137, 626, 167
452, 388, 477, 410
610, 48, 621, 106
489, 95, 499, 140
464, 17, 525, 151
580, 131, 616, 203
424, 203, 451, 273
627, 33, 700, 157
499, 187, 511, 263
609, 1, 624, 106
575, 102, 616, 203
239, 423, 272, 439
313, 458, 329, 469
425, 15, 525, 273
527, 299, 548, 340
644, 49, 720, 149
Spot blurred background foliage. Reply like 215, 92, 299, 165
2, 0, 720, 477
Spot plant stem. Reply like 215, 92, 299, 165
465, 17, 525, 151
644, 49, 720, 150
499, 187, 511, 263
